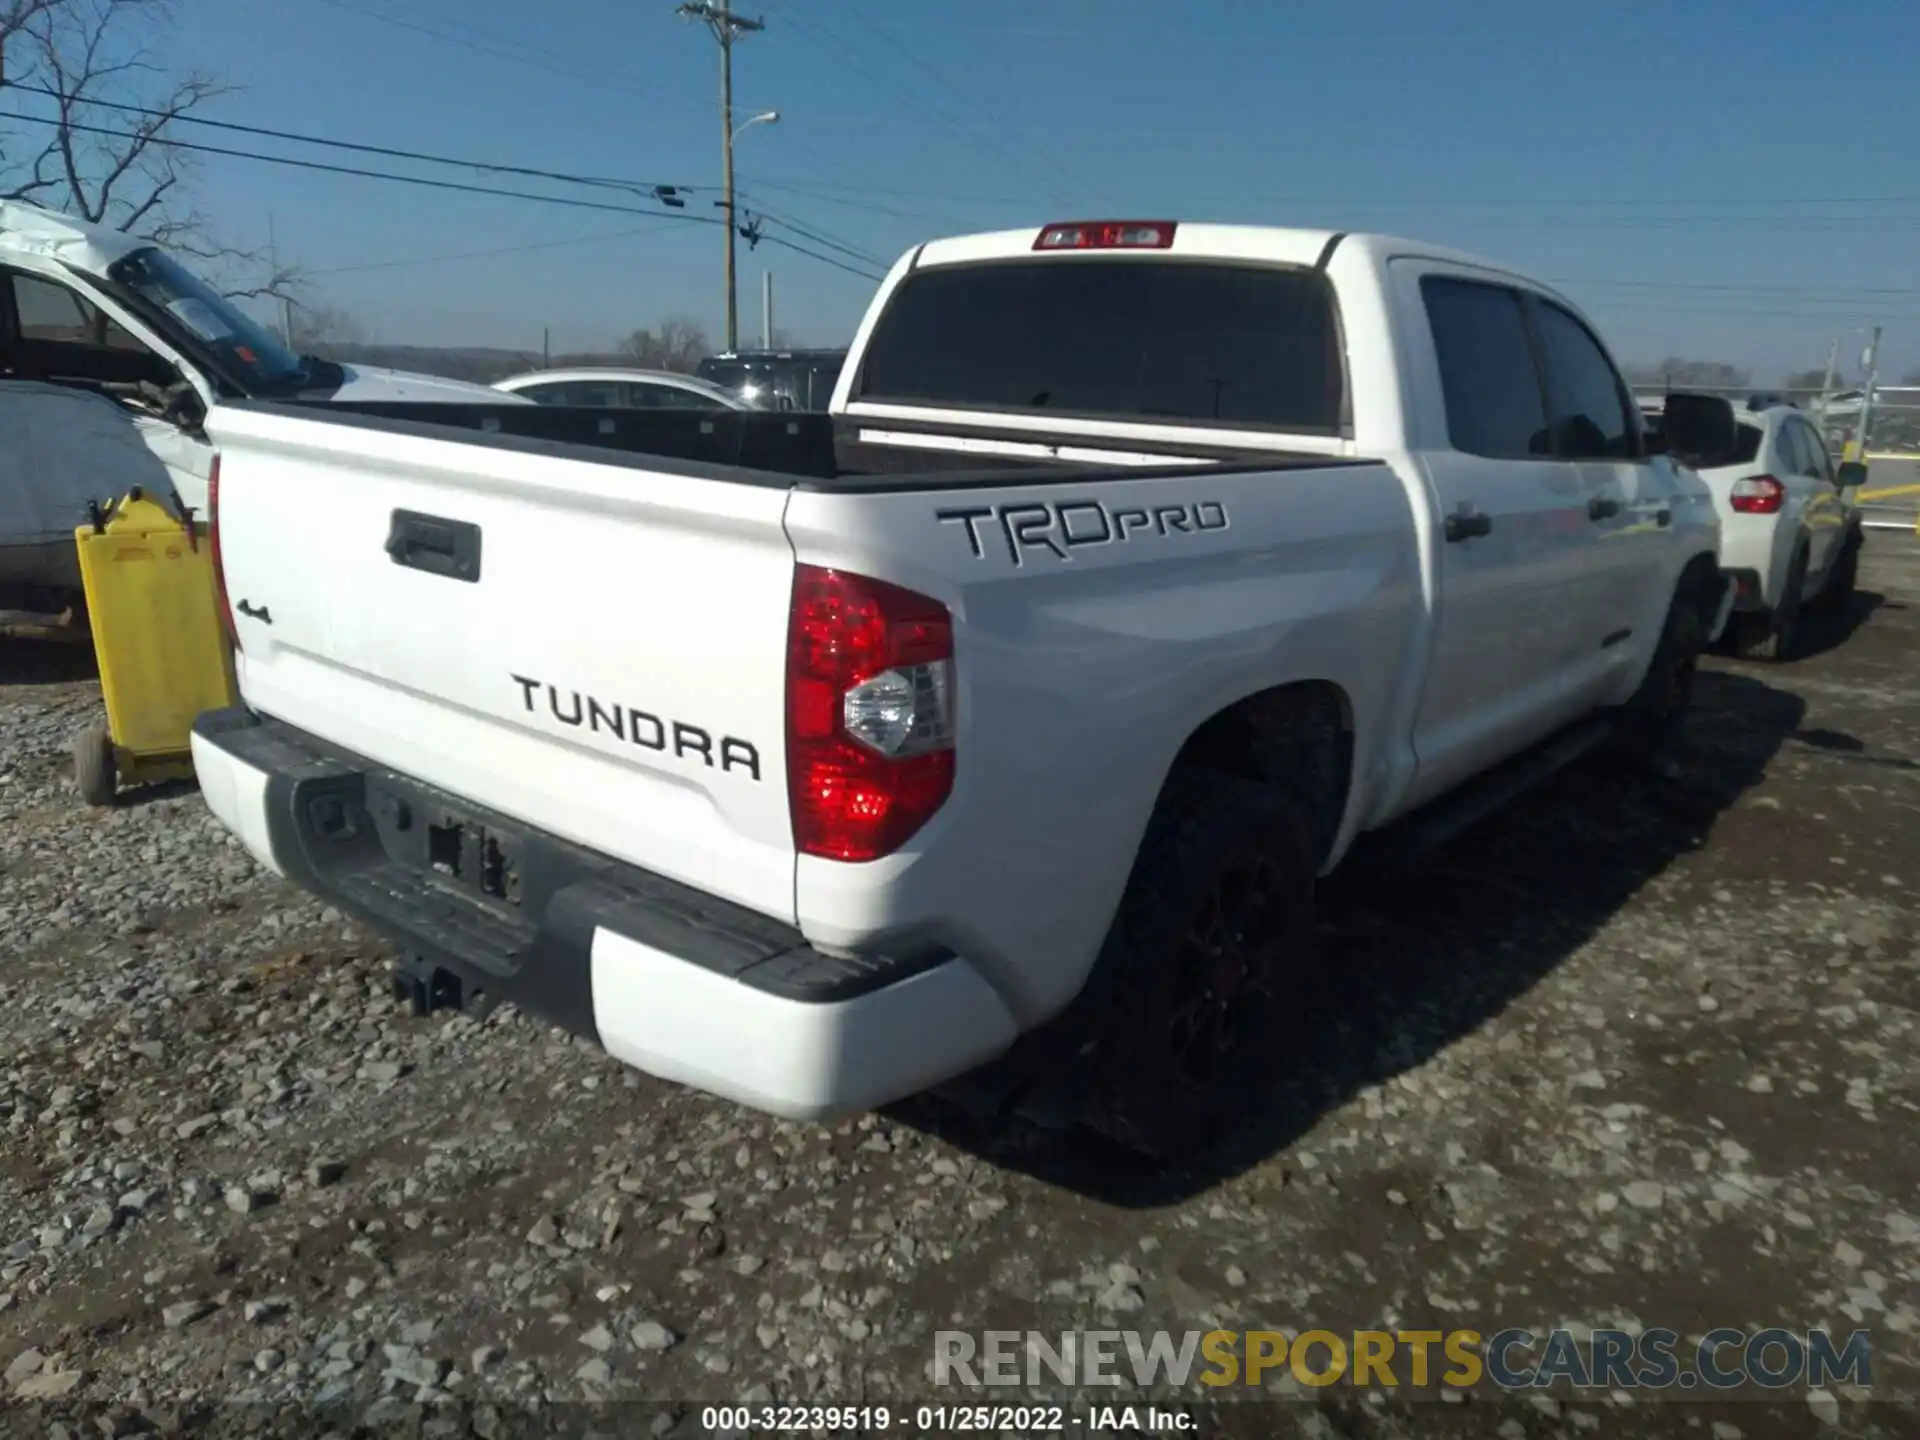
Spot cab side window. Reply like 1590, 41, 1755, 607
12, 273, 144, 352
1421, 276, 1552, 459
1531, 300, 1638, 460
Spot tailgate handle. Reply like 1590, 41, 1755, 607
385, 509, 482, 583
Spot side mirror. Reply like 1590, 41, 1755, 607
1661, 392, 1737, 463
1836, 460, 1868, 489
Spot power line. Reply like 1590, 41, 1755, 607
0, 108, 888, 281
310, 0, 650, 98
306, 223, 692, 276
2, 77, 892, 276
777, 8, 1079, 211
742, 203, 887, 268
0, 80, 703, 206
831, 0, 1083, 200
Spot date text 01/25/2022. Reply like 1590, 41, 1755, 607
696, 1404, 1195, 1432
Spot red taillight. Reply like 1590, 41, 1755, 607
207, 454, 240, 649
786, 565, 956, 863
1034, 219, 1177, 251
1729, 474, 1786, 515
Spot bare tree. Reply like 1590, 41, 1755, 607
288, 302, 368, 358
617, 316, 711, 373
0, 0, 298, 302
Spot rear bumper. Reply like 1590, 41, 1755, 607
188, 707, 1018, 1120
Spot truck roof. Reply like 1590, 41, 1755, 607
910, 221, 1551, 290
0, 199, 150, 274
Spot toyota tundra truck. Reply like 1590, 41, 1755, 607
188, 219, 1736, 1155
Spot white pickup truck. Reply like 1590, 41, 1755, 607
0, 200, 516, 621
190, 219, 1735, 1155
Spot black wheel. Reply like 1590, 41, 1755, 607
1806, 529, 1861, 616
1606, 580, 1706, 771
1733, 549, 1807, 662
1080, 767, 1317, 1158
73, 724, 117, 807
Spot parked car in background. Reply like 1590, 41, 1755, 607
192, 217, 1731, 1156
695, 348, 846, 411
493, 367, 747, 410
0, 199, 517, 621
1643, 394, 1864, 660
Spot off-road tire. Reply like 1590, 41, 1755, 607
1080, 766, 1318, 1158
73, 724, 116, 807
1605, 582, 1707, 771
1735, 548, 1808, 662
1805, 529, 1862, 616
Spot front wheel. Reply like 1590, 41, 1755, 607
1605, 579, 1707, 773
1735, 549, 1808, 662
1080, 767, 1318, 1158
1805, 529, 1861, 616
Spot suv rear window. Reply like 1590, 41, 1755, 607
854, 258, 1346, 432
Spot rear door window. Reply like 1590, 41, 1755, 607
1774, 422, 1813, 477
855, 258, 1346, 432
1790, 420, 1830, 480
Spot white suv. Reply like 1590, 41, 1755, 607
1646, 396, 1864, 659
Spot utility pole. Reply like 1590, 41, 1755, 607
1856, 325, 1883, 460
1817, 335, 1839, 421
761, 270, 773, 348
677, 0, 764, 353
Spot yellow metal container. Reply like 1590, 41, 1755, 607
71, 488, 238, 805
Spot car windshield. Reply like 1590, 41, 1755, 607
104, 246, 306, 393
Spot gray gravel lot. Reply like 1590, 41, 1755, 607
3, 548, 1918, 1440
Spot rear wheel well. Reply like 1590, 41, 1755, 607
1171, 680, 1353, 868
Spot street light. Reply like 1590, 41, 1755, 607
733, 108, 779, 142
722, 109, 779, 351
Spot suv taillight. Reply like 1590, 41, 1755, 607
1729, 474, 1786, 515
786, 564, 955, 862
207, 454, 240, 649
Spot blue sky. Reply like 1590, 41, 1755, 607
95, 0, 1920, 376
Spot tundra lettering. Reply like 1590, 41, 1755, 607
937, 498, 1231, 564
510, 673, 762, 780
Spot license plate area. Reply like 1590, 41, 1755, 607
425, 810, 522, 904
366, 774, 526, 909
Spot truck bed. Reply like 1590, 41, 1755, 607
268, 399, 1357, 492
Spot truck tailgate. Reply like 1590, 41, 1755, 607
204, 403, 799, 923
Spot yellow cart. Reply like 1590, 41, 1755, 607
71, 487, 238, 806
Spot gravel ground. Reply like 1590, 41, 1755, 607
3, 547, 1918, 1440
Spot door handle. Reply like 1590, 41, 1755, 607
385, 509, 483, 582
1655, 507, 1672, 528
1443, 509, 1493, 543
1587, 495, 1622, 522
